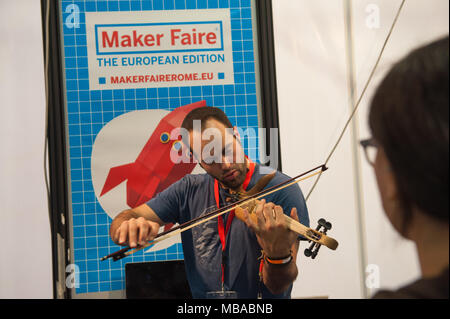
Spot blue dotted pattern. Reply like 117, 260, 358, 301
61, 0, 260, 294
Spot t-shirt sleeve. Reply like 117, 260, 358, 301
145, 176, 192, 224
273, 181, 310, 228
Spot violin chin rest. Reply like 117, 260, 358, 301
241, 172, 276, 197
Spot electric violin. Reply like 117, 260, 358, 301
101, 164, 338, 261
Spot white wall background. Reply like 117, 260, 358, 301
273, 0, 449, 298
0, 0, 53, 298
0, 0, 448, 299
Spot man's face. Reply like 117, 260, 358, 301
189, 118, 248, 190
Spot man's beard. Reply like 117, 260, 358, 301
216, 163, 248, 190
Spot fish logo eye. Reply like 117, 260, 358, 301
172, 141, 182, 151
160, 132, 170, 144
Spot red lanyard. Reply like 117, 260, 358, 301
214, 160, 255, 286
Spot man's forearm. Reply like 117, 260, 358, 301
262, 241, 299, 295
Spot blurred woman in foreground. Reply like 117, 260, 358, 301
361, 36, 449, 298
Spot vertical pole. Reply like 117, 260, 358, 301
343, 0, 369, 299
254, 0, 283, 171
41, 0, 70, 299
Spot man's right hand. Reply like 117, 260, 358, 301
112, 216, 161, 248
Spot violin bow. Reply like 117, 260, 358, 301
101, 164, 328, 261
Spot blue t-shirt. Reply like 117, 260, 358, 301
146, 164, 309, 299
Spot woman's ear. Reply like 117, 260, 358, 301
376, 148, 399, 202
374, 147, 405, 234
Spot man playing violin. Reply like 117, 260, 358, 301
109, 106, 309, 298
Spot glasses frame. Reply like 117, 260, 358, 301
360, 138, 378, 166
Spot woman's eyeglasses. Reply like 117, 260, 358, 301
360, 138, 378, 166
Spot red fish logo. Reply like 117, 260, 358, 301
99, 101, 205, 208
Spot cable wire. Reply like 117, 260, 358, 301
305, 0, 406, 201
43, 0, 51, 225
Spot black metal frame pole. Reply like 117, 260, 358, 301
41, 0, 70, 299
255, 0, 282, 171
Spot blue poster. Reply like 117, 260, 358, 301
61, 0, 261, 295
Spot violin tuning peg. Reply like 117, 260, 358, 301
311, 245, 322, 259
318, 218, 327, 228
304, 248, 313, 257
317, 218, 332, 231
303, 218, 336, 259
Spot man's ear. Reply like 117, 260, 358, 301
233, 126, 242, 143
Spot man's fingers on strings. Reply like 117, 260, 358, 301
255, 199, 269, 230
262, 202, 276, 226
273, 205, 285, 226
242, 208, 260, 233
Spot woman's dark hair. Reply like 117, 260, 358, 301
369, 36, 449, 228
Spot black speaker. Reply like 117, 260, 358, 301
125, 260, 192, 299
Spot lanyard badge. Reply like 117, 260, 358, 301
207, 160, 255, 298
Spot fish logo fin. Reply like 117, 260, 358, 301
100, 163, 134, 196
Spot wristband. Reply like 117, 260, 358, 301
264, 252, 293, 265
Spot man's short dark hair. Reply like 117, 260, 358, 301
181, 106, 233, 132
